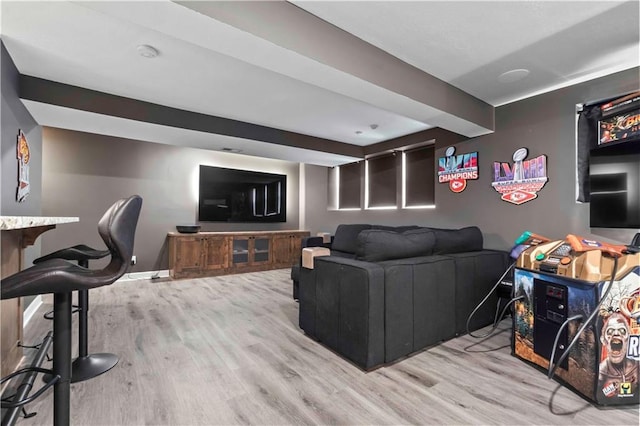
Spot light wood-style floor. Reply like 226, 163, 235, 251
3, 269, 639, 425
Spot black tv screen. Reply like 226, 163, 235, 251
589, 141, 640, 229
199, 165, 286, 222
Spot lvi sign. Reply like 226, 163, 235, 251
492, 148, 548, 205
438, 147, 478, 193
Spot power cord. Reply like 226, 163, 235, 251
466, 262, 516, 338
547, 255, 618, 379
546, 314, 584, 378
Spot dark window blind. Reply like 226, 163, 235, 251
338, 161, 361, 209
405, 146, 435, 206
367, 153, 397, 208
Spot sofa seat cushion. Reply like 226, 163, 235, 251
355, 228, 436, 262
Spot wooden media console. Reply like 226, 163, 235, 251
168, 230, 309, 279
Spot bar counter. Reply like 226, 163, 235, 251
1, 215, 78, 379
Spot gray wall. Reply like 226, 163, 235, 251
1, 41, 43, 267
41, 128, 300, 272
303, 67, 640, 249
15, 61, 640, 275
1, 42, 42, 217
2, 41, 43, 310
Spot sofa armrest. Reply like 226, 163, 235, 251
441, 249, 511, 335
377, 255, 457, 361
292, 236, 334, 301
315, 255, 383, 271
301, 236, 332, 249
300, 256, 385, 369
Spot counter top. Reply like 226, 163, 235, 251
167, 230, 309, 237
0, 216, 79, 231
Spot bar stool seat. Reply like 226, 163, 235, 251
36, 244, 110, 265
1, 195, 142, 426
35, 245, 114, 383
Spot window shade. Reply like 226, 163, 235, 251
405, 145, 435, 206
338, 161, 361, 209
367, 153, 397, 208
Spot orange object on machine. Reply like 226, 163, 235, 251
565, 234, 627, 258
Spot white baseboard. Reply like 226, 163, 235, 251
23, 295, 43, 327
20, 271, 167, 331
117, 270, 170, 282
21, 272, 167, 326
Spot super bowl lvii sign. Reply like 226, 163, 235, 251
438, 147, 478, 193
491, 148, 548, 205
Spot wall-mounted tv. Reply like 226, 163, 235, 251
589, 141, 640, 229
199, 165, 286, 222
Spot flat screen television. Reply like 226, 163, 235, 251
589, 140, 640, 229
198, 165, 286, 222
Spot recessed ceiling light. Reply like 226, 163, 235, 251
355, 131, 363, 135
137, 44, 159, 58
370, 124, 379, 130
498, 68, 530, 83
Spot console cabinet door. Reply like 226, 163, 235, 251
202, 236, 230, 272
251, 237, 271, 265
232, 236, 250, 266
271, 235, 290, 265
232, 236, 271, 266
290, 235, 302, 263
272, 234, 303, 266
171, 236, 203, 277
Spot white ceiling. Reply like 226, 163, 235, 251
1, 1, 638, 166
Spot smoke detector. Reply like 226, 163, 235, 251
137, 44, 159, 58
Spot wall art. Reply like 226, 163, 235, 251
438, 146, 478, 193
17, 129, 31, 202
491, 147, 548, 205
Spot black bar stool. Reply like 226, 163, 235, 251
1, 195, 142, 426
34, 245, 115, 383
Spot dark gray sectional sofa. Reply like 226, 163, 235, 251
296, 224, 510, 370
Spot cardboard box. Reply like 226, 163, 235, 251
302, 247, 330, 269
316, 232, 331, 244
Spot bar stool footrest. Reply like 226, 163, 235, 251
43, 305, 80, 320
1, 367, 59, 408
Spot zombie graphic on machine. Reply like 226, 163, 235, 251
598, 312, 638, 397
597, 273, 640, 403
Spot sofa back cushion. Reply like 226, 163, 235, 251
355, 228, 436, 262
431, 226, 483, 254
332, 224, 372, 254
371, 225, 421, 233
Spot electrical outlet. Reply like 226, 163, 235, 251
131, 255, 137, 265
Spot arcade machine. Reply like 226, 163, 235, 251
466, 231, 551, 337
512, 234, 640, 406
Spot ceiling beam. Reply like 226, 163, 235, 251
363, 128, 467, 157
19, 75, 363, 159
177, 0, 494, 137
